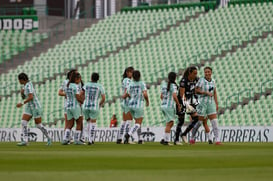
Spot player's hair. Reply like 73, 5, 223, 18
66, 69, 77, 79
91, 72, 99, 82
183, 66, 197, 78
167, 72, 177, 92
204, 66, 212, 72
132, 70, 141, 81
67, 72, 81, 87
122, 66, 134, 80
18, 73, 29, 81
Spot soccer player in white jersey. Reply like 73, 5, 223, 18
123, 70, 149, 144
58, 69, 76, 143
160, 72, 181, 146
62, 72, 84, 145
191, 67, 221, 145
117, 67, 135, 144
16, 73, 51, 146
82, 73, 105, 145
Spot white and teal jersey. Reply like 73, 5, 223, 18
122, 78, 131, 106
59, 79, 69, 108
23, 82, 41, 109
196, 77, 216, 104
127, 81, 147, 108
65, 83, 81, 109
161, 82, 178, 109
83, 82, 105, 110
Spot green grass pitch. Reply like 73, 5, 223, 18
0, 142, 273, 181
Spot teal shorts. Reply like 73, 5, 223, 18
129, 107, 144, 119
24, 106, 43, 118
66, 107, 82, 121
197, 101, 216, 117
121, 104, 130, 114
161, 107, 176, 123
83, 109, 100, 120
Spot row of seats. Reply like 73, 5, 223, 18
0, 30, 48, 64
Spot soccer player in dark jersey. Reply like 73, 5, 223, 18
174, 66, 199, 145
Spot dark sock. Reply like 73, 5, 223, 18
181, 116, 198, 136
175, 114, 185, 141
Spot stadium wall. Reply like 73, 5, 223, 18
0, 126, 272, 143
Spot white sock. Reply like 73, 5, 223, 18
206, 132, 212, 141
125, 120, 132, 134
21, 120, 28, 143
80, 126, 85, 141
128, 123, 140, 136
74, 130, 81, 142
164, 133, 170, 142
191, 121, 202, 139
64, 129, 71, 141
36, 123, 50, 139
211, 119, 220, 142
89, 122, 96, 143
137, 126, 142, 141
118, 121, 126, 139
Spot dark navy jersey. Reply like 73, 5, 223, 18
178, 77, 199, 104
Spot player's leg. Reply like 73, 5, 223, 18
62, 109, 74, 145
161, 108, 175, 146
79, 115, 85, 143
162, 121, 174, 146
190, 103, 206, 144
202, 117, 212, 144
33, 108, 51, 145
87, 109, 99, 145
174, 105, 185, 145
181, 112, 199, 144
124, 108, 143, 144
208, 102, 221, 144
17, 113, 32, 146
74, 116, 85, 145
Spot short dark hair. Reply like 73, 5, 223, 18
18, 73, 29, 81
132, 70, 141, 81
91, 73, 99, 82
204, 66, 212, 72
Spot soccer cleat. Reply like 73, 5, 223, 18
88, 141, 94, 145
189, 139, 195, 145
160, 139, 165, 145
215, 141, 222, 145
17, 141, 27, 146
208, 140, 213, 144
124, 133, 130, 144
47, 138, 52, 146
161, 141, 173, 146
116, 139, 122, 144
181, 135, 188, 144
138, 140, 144, 144
61, 140, 70, 145
74, 141, 85, 145
174, 141, 183, 146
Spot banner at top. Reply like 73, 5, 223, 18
0, 16, 38, 31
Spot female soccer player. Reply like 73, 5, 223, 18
62, 72, 84, 145
16, 73, 51, 146
160, 72, 181, 146
191, 66, 221, 145
117, 66, 134, 144
82, 72, 105, 145
58, 69, 76, 142
123, 70, 149, 144
174, 66, 200, 144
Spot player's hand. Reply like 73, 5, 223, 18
206, 92, 213, 97
16, 102, 23, 108
146, 101, 149, 107
216, 104, 219, 112
177, 104, 181, 113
